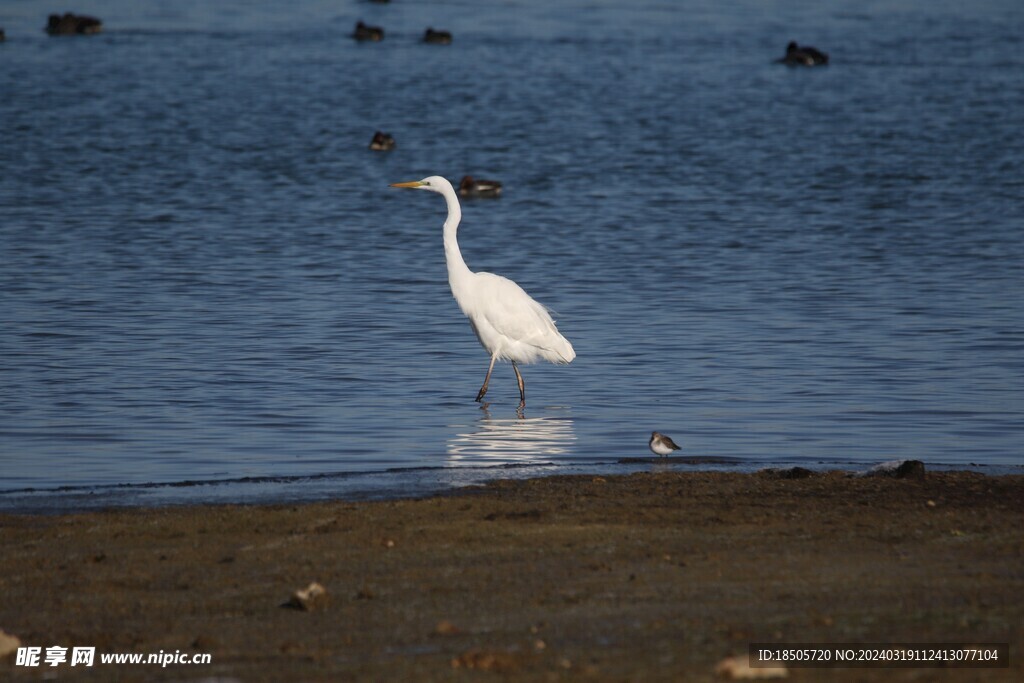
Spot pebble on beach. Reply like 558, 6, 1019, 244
0, 629, 22, 658
715, 654, 788, 679
758, 466, 815, 479
284, 582, 328, 611
433, 619, 462, 636
451, 648, 520, 672
856, 459, 926, 480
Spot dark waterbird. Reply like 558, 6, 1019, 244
369, 131, 395, 151
353, 21, 384, 42
45, 13, 103, 36
459, 176, 502, 198
424, 28, 453, 45
777, 41, 829, 66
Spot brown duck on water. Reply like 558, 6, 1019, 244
45, 13, 103, 36
777, 41, 829, 66
459, 176, 502, 198
353, 21, 384, 42
369, 131, 396, 151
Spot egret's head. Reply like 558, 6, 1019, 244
390, 176, 452, 194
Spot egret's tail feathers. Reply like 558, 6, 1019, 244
559, 340, 576, 364
540, 306, 574, 364
548, 334, 575, 364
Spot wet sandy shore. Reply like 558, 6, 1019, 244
1, 470, 1021, 681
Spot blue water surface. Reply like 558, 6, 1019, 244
1, 0, 1022, 511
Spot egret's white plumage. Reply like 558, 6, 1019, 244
390, 175, 574, 404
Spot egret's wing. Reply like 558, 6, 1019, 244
472, 272, 575, 362
474, 273, 553, 334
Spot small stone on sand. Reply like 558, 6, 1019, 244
759, 467, 815, 479
450, 648, 519, 671
0, 629, 22, 658
715, 654, 788, 679
285, 582, 328, 611
434, 619, 461, 635
856, 459, 926, 479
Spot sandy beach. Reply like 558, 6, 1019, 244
1, 470, 1021, 681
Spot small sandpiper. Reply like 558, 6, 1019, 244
649, 431, 681, 457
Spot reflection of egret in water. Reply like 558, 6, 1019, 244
447, 411, 576, 464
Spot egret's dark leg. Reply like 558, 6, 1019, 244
512, 360, 526, 404
476, 354, 497, 402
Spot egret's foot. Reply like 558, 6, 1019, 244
475, 389, 487, 402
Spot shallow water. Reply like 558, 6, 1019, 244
1, 0, 1022, 510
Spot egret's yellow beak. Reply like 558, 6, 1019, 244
389, 181, 423, 188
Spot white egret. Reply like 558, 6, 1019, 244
649, 431, 681, 457
390, 176, 575, 405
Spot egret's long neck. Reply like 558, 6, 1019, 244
441, 187, 473, 288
